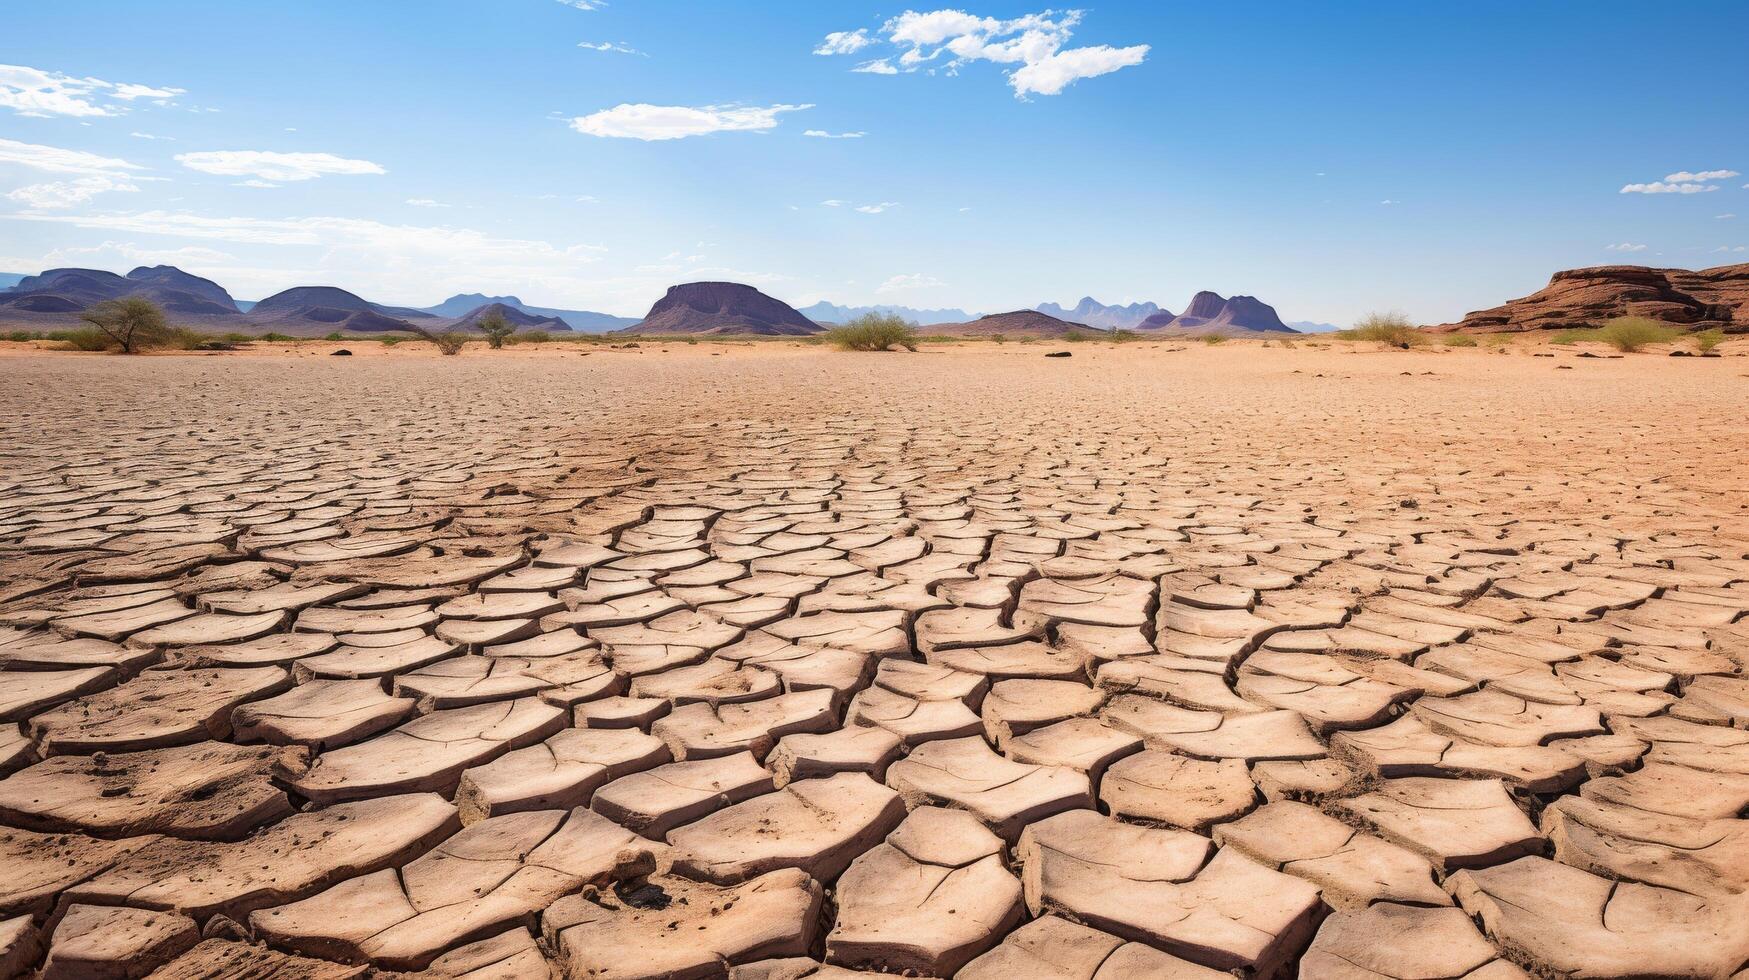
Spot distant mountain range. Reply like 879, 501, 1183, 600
1035, 297, 1160, 330
798, 301, 978, 325
0, 266, 641, 336
0, 264, 1332, 339
1287, 320, 1340, 333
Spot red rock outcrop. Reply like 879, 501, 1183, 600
1436, 262, 1749, 333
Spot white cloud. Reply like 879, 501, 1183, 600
1714, 245, 1746, 253
0, 63, 185, 117
804, 129, 866, 139
878, 273, 945, 293
1621, 181, 1717, 194
9, 240, 236, 269
1719, 214, 1737, 220
855, 202, 899, 213
129, 131, 173, 141
569, 103, 810, 140
0, 137, 143, 175
175, 150, 386, 182
234, 179, 278, 189
1009, 44, 1149, 97
821, 199, 846, 207
814, 30, 874, 55
555, 0, 606, 9
578, 41, 644, 55
1380, 199, 1399, 205
820, 9, 1146, 98
1664, 169, 1738, 182
1605, 242, 1647, 252
6, 174, 140, 209
405, 198, 449, 207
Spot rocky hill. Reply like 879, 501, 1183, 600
627, 282, 821, 336
1140, 292, 1296, 334
1036, 297, 1161, 330
1435, 262, 1749, 333
449, 302, 571, 332
243, 286, 433, 336
423, 293, 633, 332
0, 266, 241, 319
931, 310, 1091, 337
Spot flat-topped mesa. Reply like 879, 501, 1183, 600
1434, 262, 1749, 334
626, 281, 822, 335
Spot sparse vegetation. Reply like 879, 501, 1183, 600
1597, 316, 1680, 352
1553, 317, 1681, 352
1338, 312, 1428, 348
325, 332, 344, 341
59, 327, 116, 351
1063, 329, 1088, 343
1278, 338, 1297, 349
1692, 329, 1724, 353
1443, 334, 1478, 347
1109, 329, 1138, 343
991, 333, 1006, 344
261, 332, 294, 342
1203, 335, 1227, 345
432, 331, 469, 355
477, 312, 515, 349
825, 312, 919, 351
78, 297, 169, 354
508, 330, 550, 345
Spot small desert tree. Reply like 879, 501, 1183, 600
432, 331, 468, 355
1342, 311, 1427, 348
80, 297, 169, 354
477, 312, 515, 349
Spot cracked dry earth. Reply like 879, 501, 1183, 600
0, 345, 1746, 980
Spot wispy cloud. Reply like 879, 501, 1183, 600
1664, 169, 1738, 182
804, 129, 866, 139
578, 41, 645, 55
878, 273, 944, 292
405, 198, 449, 208
1714, 245, 1746, 253
555, 0, 606, 9
569, 103, 810, 140
816, 9, 1147, 98
814, 30, 873, 55
1604, 242, 1647, 252
1718, 214, 1737, 220
6, 174, 140, 209
129, 131, 173, 141
0, 137, 143, 175
1622, 180, 1717, 194
855, 202, 899, 214
0, 63, 185, 117
175, 150, 386, 181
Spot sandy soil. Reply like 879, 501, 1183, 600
0, 344, 1745, 978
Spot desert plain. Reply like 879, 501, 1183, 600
0, 340, 1746, 979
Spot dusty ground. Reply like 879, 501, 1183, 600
0, 344, 1746, 979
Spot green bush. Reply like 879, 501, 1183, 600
4, 330, 41, 342
222, 332, 254, 343
1338, 312, 1428, 348
1063, 329, 1088, 343
432, 331, 468, 355
1110, 329, 1138, 343
1693, 329, 1724, 353
1596, 316, 1680, 352
380, 336, 402, 346
991, 333, 1006, 344
824, 312, 919, 351
508, 330, 550, 345
60, 327, 116, 351
325, 331, 344, 341
1443, 334, 1479, 347
1203, 335, 1227, 345
260, 332, 294, 342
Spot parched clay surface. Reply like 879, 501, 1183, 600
0, 347, 1746, 977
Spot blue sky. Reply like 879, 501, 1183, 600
3, 0, 1746, 323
